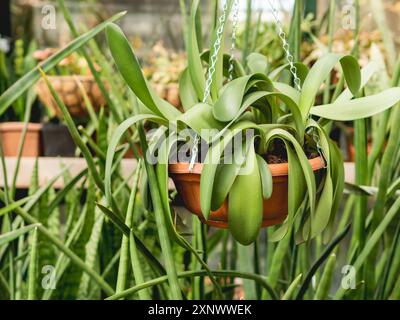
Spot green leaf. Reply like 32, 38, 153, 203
282, 274, 303, 300
179, 68, 199, 111
0, 11, 126, 116
104, 114, 167, 205
247, 53, 268, 75
187, 0, 206, 101
106, 23, 180, 120
314, 253, 336, 300
310, 88, 400, 120
0, 223, 40, 246
0, 196, 33, 218
299, 53, 360, 121
213, 76, 252, 122
212, 162, 241, 211
200, 121, 261, 219
256, 155, 273, 199
228, 143, 263, 246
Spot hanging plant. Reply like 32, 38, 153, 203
104, 1, 400, 246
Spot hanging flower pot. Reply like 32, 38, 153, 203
36, 75, 105, 118
0, 122, 42, 157
169, 157, 325, 228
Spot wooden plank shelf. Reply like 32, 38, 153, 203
0, 157, 137, 189
0, 157, 356, 189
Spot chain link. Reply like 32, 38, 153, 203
267, 0, 326, 161
228, 0, 240, 81
267, 0, 301, 91
189, 1, 232, 171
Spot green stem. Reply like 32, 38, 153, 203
0, 190, 115, 296
116, 161, 142, 294
106, 270, 278, 301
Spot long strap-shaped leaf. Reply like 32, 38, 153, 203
310, 87, 400, 121
299, 53, 361, 122
155, 135, 223, 296
106, 23, 181, 121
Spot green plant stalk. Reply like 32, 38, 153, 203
191, 219, 202, 300
369, 0, 396, 69
0, 190, 115, 295
368, 59, 400, 179
137, 122, 182, 299
322, 0, 335, 104
106, 270, 278, 300
384, 230, 400, 297
242, 0, 252, 66
377, 223, 400, 299
0, 140, 14, 300
116, 161, 142, 294
314, 253, 336, 300
282, 273, 302, 300
57, 0, 141, 158
57, 0, 122, 122
27, 227, 38, 300
352, 119, 368, 250
10, 90, 35, 199
14, 227, 24, 300
335, 196, 400, 299
296, 225, 350, 300
129, 231, 151, 300
39, 69, 104, 191
238, 243, 256, 299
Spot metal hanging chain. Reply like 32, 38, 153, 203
228, 0, 240, 81
266, 0, 325, 162
266, 0, 301, 91
189, 0, 237, 172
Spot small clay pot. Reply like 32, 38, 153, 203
0, 122, 42, 157
169, 157, 325, 228
36, 75, 106, 118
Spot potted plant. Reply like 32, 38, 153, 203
0, 39, 42, 157
35, 48, 106, 119
103, 2, 400, 246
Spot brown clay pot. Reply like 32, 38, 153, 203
36, 75, 106, 118
0, 122, 42, 157
169, 157, 325, 228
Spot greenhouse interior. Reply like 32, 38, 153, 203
1, 0, 400, 304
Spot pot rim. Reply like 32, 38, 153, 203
168, 156, 325, 177
0, 122, 42, 132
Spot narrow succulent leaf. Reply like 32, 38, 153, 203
256, 155, 273, 199
228, 143, 263, 245
282, 273, 303, 300
106, 23, 180, 120
299, 53, 360, 121
179, 68, 199, 110
311, 88, 400, 121
27, 227, 39, 300
0, 223, 40, 246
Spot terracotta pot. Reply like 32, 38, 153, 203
347, 142, 373, 162
0, 122, 42, 157
36, 75, 106, 118
169, 157, 325, 228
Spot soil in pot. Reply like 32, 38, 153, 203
169, 156, 325, 229
0, 122, 42, 157
41, 123, 76, 157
